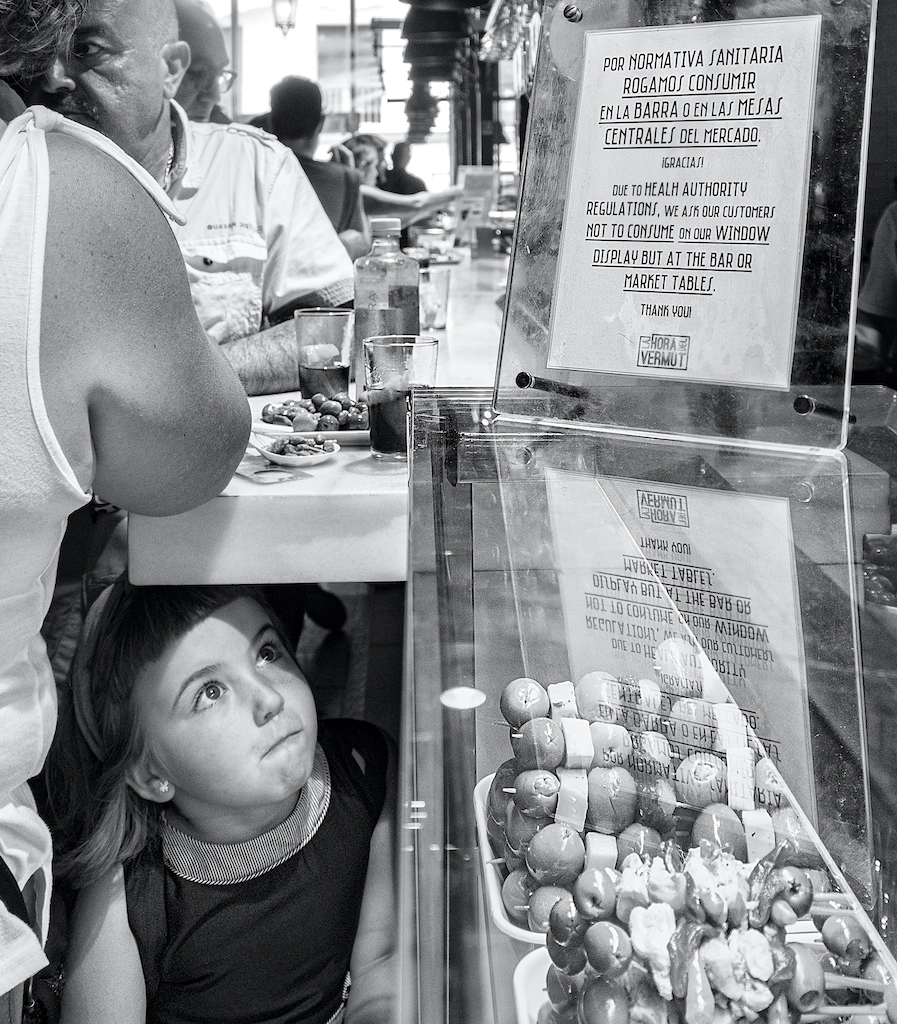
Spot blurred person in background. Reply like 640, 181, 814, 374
173, 0, 234, 123
383, 141, 426, 196
0, 1, 249, 1018
269, 76, 370, 261
852, 200, 897, 388
338, 133, 461, 229
33, 0, 354, 397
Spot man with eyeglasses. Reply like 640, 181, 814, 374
34, 0, 354, 396
174, 0, 235, 123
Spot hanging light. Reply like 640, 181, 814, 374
272, 0, 298, 35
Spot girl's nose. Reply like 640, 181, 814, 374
253, 679, 284, 725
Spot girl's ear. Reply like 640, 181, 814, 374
127, 759, 175, 804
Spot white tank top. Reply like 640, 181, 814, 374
0, 107, 180, 991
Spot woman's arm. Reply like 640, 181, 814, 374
344, 736, 399, 1024
41, 131, 250, 515
360, 184, 464, 229
60, 866, 146, 1024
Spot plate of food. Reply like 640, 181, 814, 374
249, 433, 340, 467
428, 251, 463, 265
252, 425, 370, 445
252, 395, 369, 443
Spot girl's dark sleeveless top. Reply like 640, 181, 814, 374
123, 720, 389, 1024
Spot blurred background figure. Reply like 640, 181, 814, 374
270, 76, 370, 260
854, 200, 897, 388
338, 133, 462, 230
174, 0, 235, 123
35, 0, 353, 395
383, 141, 426, 196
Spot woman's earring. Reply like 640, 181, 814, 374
158, 780, 171, 795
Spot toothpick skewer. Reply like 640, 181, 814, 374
802, 1004, 885, 1017
823, 974, 886, 993
810, 903, 858, 919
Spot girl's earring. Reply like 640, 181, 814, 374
158, 780, 171, 795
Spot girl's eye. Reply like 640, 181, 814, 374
258, 641, 280, 665
194, 682, 224, 710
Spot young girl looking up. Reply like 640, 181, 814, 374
48, 582, 396, 1024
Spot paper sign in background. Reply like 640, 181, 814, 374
549, 17, 820, 389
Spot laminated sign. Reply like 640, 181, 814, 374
549, 16, 820, 389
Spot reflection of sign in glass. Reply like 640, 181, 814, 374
549, 17, 820, 390
544, 468, 814, 817
456, 165, 497, 229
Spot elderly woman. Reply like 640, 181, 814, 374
0, 3, 249, 1019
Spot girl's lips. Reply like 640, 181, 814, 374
264, 728, 302, 756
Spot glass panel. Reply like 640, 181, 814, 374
493, 0, 877, 448
402, 388, 897, 1024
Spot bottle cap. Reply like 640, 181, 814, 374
370, 217, 402, 236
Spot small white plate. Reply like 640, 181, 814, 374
249, 434, 340, 467
514, 947, 549, 1024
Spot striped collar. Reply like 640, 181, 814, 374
162, 744, 330, 885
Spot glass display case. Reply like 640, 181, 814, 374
398, 386, 897, 1024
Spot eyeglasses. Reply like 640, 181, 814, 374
217, 69, 237, 93
184, 66, 238, 92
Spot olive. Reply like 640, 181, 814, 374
346, 409, 367, 429
499, 867, 536, 925
614, 823, 661, 868
291, 411, 318, 432
786, 942, 825, 1013
548, 892, 588, 948
777, 864, 814, 917
862, 954, 893, 986
546, 934, 588, 975
578, 975, 629, 1024
485, 811, 505, 850
582, 921, 632, 977
572, 868, 618, 922
821, 913, 871, 961
504, 801, 549, 854
487, 759, 520, 823
503, 842, 524, 873
546, 964, 579, 1010
527, 885, 569, 933
513, 769, 561, 818
770, 898, 799, 928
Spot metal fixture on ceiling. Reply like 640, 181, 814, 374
272, 0, 298, 36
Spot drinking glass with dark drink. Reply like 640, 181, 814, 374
294, 308, 353, 398
363, 336, 438, 460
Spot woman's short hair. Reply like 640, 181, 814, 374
0, 0, 83, 78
